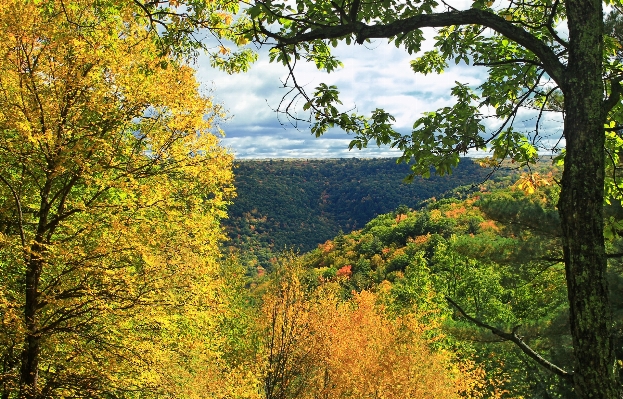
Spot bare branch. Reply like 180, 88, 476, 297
446, 296, 574, 383
534, 85, 561, 140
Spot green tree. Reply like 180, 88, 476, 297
300, 184, 582, 397
127, 0, 256, 70
244, 1, 621, 396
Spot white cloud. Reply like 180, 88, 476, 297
221, 135, 404, 159
197, 14, 563, 159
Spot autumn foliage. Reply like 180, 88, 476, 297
0, 0, 234, 397
258, 262, 498, 399
0, 0, 587, 398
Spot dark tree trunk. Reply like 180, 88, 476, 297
19, 251, 42, 399
559, 1, 617, 397
19, 175, 50, 399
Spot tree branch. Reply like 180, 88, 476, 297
474, 58, 542, 67
544, 0, 568, 48
330, 1, 348, 24
0, 174, 26, 248
604, 77, 623, 114
534, 85, 561, 140
261, 8, 565, 85
445, 296, 574, 383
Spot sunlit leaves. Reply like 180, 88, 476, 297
514, 172, 552, 195
490, 128, 539, 165
258, 261, 496, 399
0, 0, 235, 396
394, 83, 487, 178
411, 50, 448, 75
210, 48, 259, 74
393, 29, 426, 55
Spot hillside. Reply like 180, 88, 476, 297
293, 180, 621, 399
223, 157, 530, 265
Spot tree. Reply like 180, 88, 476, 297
309, 289, 498, 399
257, 259, 498, 399
243, 0, 622, 397
297, 181, 586, 397
0, 0, 234, 397
125, 0, 257, 71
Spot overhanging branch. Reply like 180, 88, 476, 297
259, 8, 565, 86
604, 77, 623, 114
446, 296, 574, 384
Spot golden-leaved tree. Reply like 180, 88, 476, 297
0, 0, 235, 397
259, 261, 501, 399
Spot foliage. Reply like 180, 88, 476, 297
257, 258, 500, 399
241, 0, 574, 174
299, 181, 610, 398
114, 0, 257, 70
0, 0, 236, 397
225, 157, 545, 269
242, 0, 623, 396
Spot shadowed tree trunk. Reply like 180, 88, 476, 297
558, 1, 617, 397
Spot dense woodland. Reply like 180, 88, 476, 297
225, 158, 528, 266
2, 0, 623, 398
231, 172, 623, 399
224, 163, 623, 399
294, 178, 623, 399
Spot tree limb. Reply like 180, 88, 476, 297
604, 77, 623, 114
544, 0, 568, 48
260, 8, 566, 86
445, 296, 574, 383
474, 58, 542, 67
0, 174, 26, 248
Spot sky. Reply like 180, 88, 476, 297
194, 6, 565, 160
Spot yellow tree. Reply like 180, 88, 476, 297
0, 0, 234, 397
259, 261, 322, 399
307, 289, 500, 399
258, 262, 499, 399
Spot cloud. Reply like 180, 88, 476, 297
196, 19, 561, 159
220, 135, 404, 159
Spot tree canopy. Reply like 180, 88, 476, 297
257, 258, 498, 399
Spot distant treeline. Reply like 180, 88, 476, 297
223, 158, 526, 262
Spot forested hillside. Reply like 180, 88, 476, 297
293, 178, 623, 398
225, 158, 519, 264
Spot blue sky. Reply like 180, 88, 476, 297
195, 4, 565, 159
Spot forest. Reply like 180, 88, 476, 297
225, 158, 509, 263
1, 0, 622, 399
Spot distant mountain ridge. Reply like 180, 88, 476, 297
223, 158, 517, 264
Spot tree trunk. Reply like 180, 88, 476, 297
559, 1, 617, 397
19, 177, 50, 399
19, 251, 42, 399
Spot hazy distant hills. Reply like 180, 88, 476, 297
223, 158, 518, 259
